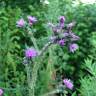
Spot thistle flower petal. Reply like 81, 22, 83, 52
16, 18, 25, 27
69, 43, 78, 53
0, 89, 3, 96
58, 39, 65, 46
63, 79, 73, 90
25, 48, 37, 58
27, 16, 37, 25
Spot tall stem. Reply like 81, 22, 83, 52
27, 27, 39, 51
25, 64, 31, 96
26, 27, 39, 96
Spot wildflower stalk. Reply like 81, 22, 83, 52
25, 64, 32, 96
30, 60, 40, 96
24, 33, 53, 96
25, 60, 36, 96
27, 26, 39, 51
25, 26, 40, 96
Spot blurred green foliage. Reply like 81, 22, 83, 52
0, 0, 96, 96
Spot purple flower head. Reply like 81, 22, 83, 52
59, 16, 65, 28
16, 18, 25, 27
25, 48, 37, 58
63, 79, 73, 90
0, 89, 3, 96
69, 43, 78, 53
27, 16, 37, 25
58, 39, 65, 46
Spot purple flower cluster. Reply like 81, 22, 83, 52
25, 48, 37, 58
16, 16, 37, 27
49, 16, 79, 53
63, 79, 73, 90
16, 15, 79, 63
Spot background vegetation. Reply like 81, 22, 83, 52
0, 0, 96, 96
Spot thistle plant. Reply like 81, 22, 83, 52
16, 14, 79, 96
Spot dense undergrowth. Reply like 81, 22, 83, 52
0, 0, 96, 96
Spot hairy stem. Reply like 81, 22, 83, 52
27, 27, 39, 51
